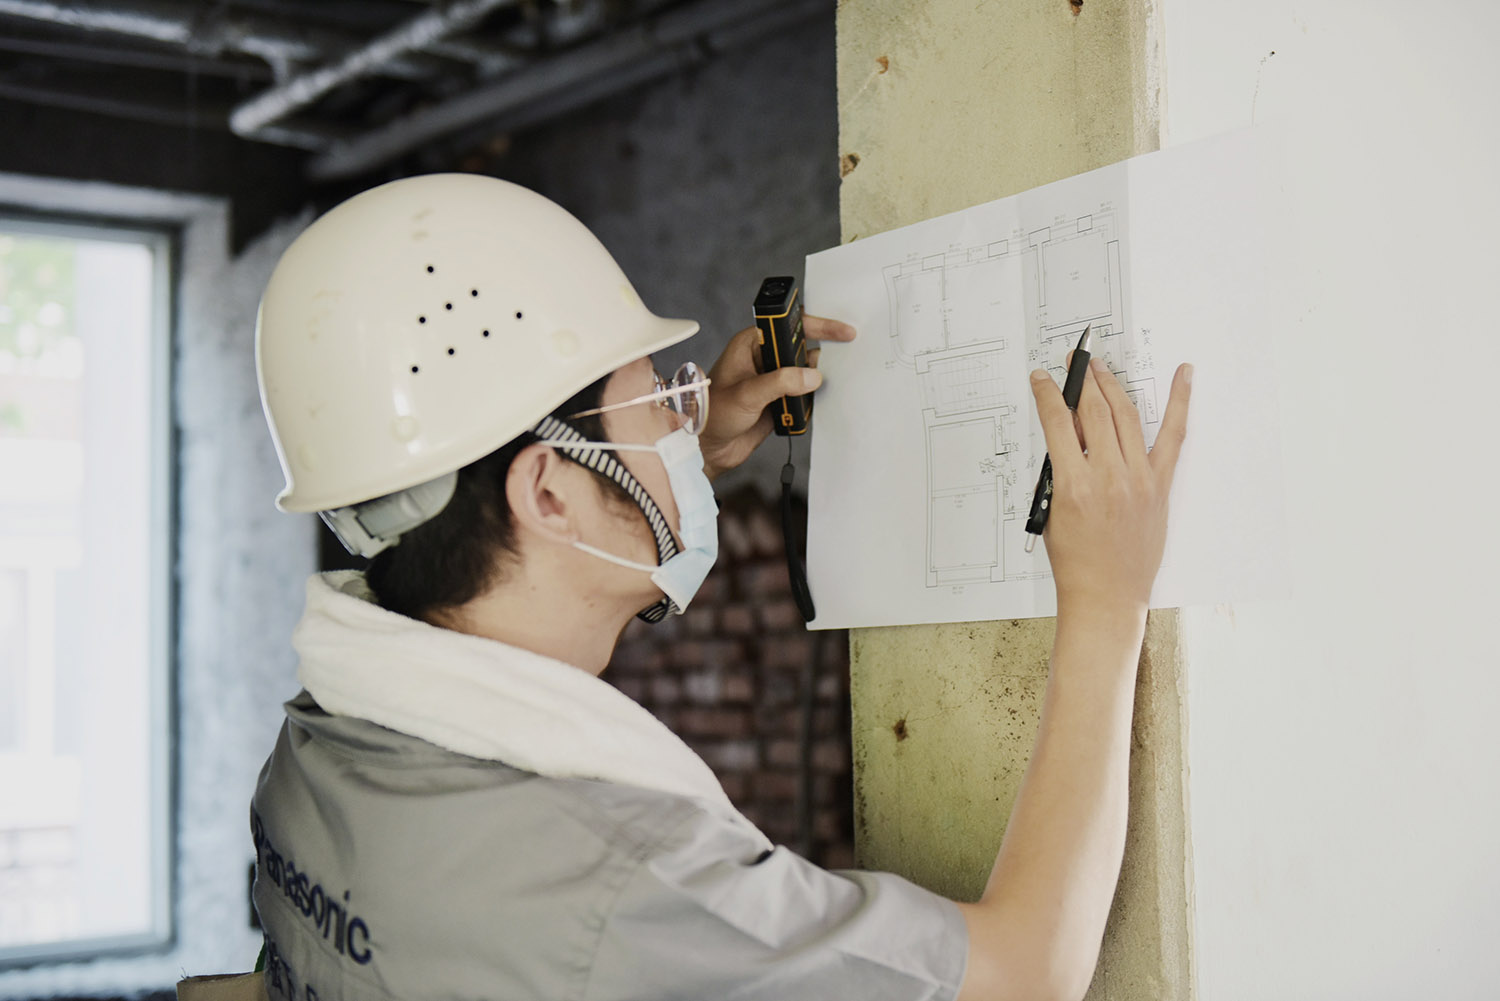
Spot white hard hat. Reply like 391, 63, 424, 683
255, 173, 699, 519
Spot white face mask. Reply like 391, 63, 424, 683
537, 427, 719, 615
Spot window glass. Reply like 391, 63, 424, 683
0, 221, 171, 963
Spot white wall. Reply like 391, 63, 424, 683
1163, 2, 1500, 997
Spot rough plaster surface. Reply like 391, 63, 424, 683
850, 620, 1052, 901
835, 0, 1159, 241
0, 175, 314, 998
836, 2, 1192, 998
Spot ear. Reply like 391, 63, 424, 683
505, 443, 582, 546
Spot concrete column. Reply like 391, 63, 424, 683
835, 2, 1192, 997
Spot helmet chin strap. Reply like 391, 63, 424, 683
530, 415, 678, 622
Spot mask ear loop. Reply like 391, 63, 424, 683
531, 415, 679, 622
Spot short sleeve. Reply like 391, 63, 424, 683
586, 807, 969, 1001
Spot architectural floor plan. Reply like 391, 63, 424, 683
803, 130, 1287, 628
879, 201, 1160, 590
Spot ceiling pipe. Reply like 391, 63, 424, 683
228, 0, 521, 139
307, 0, 828, 182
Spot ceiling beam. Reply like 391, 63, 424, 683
227, 0, 525, 139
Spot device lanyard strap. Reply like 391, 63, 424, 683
781, 440, 816, 623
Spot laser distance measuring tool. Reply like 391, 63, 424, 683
753, 276, 813, 436
754, 275, 817, 623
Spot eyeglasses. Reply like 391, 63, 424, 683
567, 361, 711, 435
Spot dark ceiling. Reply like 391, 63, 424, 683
0, 0, 825, 246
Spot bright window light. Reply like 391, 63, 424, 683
0, 217, 172, 965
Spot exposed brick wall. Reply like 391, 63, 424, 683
607, 488, 855, 870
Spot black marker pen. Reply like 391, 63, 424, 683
1024, 325, 1092, 553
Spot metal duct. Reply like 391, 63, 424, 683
228, 0, 521, 139
308, 0, 828, 181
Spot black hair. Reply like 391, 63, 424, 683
365, 372, 631, 624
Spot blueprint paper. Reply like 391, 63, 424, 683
803, 130, 1288, 629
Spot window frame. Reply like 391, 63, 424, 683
0, 209, 176, 968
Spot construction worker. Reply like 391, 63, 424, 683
251, 172, 1191, 1001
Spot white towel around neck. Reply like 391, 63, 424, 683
293, 571, 770, 849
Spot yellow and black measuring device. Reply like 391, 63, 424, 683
753, 275, 816, 622
753, 276, 813, 435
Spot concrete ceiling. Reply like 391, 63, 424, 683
0, 0, 825, 244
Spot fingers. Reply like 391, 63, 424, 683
1088, 358, 1147, 465
1148, 363, 1194, 491
803, 313, 856, 342
1075, 362, 1124, 469
730, 410, 777, 462
1030, 369, 1085, 478
709, 325, 764, 384
721, 366, 822, 425
710, 316, 852, 386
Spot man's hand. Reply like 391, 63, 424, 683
698, 314, 856, 480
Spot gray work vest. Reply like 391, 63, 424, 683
251, 691, 967, 1000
